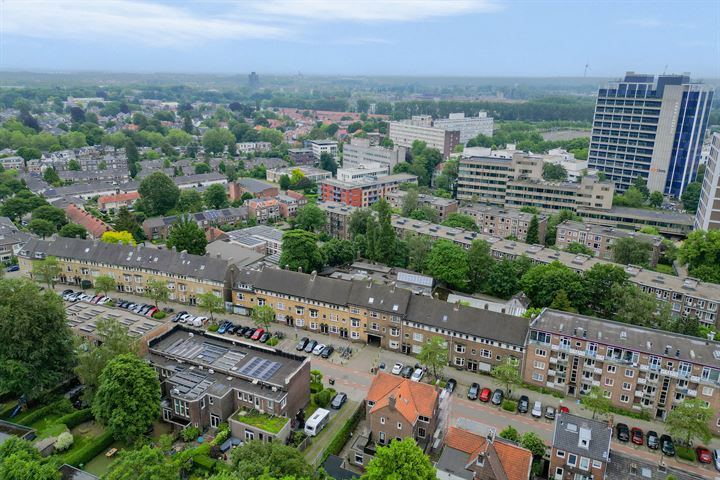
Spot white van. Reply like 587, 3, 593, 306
304, 408, 330, 437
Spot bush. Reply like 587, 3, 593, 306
502, 399, 517, 412
211, 428, 229, 447
208, 324, 219, 332
56, 408, 93, 429
55, 432, 74, 451
182, 425, 201, 442
608, 405, 650, 421
266, 337, 279, 347
18, 398, 73, 426
152, 310, 167, 319
313, 390, 333, 408
62, 430, 114, 467
522, 382, 565, 399
310, 382, 323, 394
677, 446, 696, 462
322, 403, 365, 464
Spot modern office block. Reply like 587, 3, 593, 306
695, 133, 720, 230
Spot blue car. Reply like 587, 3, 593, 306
217, 322, 231, 334
5, 265, 19, 272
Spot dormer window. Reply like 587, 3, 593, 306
476, 454, 485, 467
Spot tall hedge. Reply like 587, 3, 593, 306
62, 430, 115, 467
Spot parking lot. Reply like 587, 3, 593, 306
64, 296, 166, 339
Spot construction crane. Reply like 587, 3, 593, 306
584, 63, 591, 77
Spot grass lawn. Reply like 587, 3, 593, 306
234, 410, 289, 434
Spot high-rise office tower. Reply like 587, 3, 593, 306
248, 72, 260, 89
588, 72, 713, 197
695, 133, 720, 230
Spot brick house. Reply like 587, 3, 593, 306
550, 412, 612, 480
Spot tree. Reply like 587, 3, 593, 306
166, 215, 207, 255
92, 353, 161, 442
279, 174, 291, 190
348, 208, 373, 239
42, 166, 61, 185
678, 230, 720, 282
32, 255, 61, 289
520, 431, 547, 473
649, 191, 664, 208
542, 163, 567, 181
0, 437, 60, 480
105, 446, 179, 480
418, 336, 448, 381
145, 278, 169, 308
293, 203, 326, 233
467, 239, 494, 292
611, 283, 673, 329
526, 215, 540, 244
441, 213, 478, 232
614, 186, 646, 208
565, 241, 594, 256
665, 398, 712, 445
580, 386, 612, 419
230, 440, 315, 479
401, 189, 419, 217
485, 259, 522, 299
204, 183, 228, 209
27, 218, 55, 238
75, 318, 138, 404
182, 114, 194, 134
113, 207, 144, 241
582, 263, 628, 319
406, 233, 432, 272
101, 230, 136, 245
490, 357, 522, 398
177, 189, 205, 213
549, 290, 575, 312
68, 159, 82, 171
632, 176, 650, 199
319, 152, 337, 175
545, 210, 579, 246
251, 304, 275, 332
280, 230, 324, 274
321, 238, 355, 266
425, 240, 469, 291
202, 128, 236, 155
362, 437, 436, 480
138, 172, 180, 216
681, 182, 702, 213
0, 279, 74, 399
520, 261, 586, 309
499, 426, 520, 443
32, 204, 67, 229
94, 275, 116, 296
198, 291, 224, 323
612, 237, 653, 267
58, 223, 88, 239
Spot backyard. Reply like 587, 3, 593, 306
234, 409, 289, 434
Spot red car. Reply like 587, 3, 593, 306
696, 446, 712, 464
479, 388, 492, 402
559, 406, 570, 414
251, 328, 265, 341
630, 427, 644, 446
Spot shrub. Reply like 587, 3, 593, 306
18, 398, 73, 426
211, 428, 229, 447
313, 390, 333, 408
62, 430, 114, 466
208, 324, 219, 332
608, 405, 650, 421
266, 337, 279, 347
152, 311, 167, 319
182, 425, 201, 442
322, 403, 365, 464
56, 408, 93, 429
55, 432, 74, 451
310, 382, 323, 394
502, 399, 517, 412
676, 446, 696, 462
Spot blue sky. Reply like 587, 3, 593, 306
1, 0, 718, 78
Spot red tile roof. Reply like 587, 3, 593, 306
98, 191, 140, 206
444, 427, 532, 480
367, 372, 437, 425
64, 204, 112, 239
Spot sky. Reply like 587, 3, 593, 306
1, 0, 719, 78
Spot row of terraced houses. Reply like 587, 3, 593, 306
17, 237, 720, 434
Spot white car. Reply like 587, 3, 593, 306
410, 368, 424, 382
98, 297, 111, 305
181, 315, 194, 324
531, 400, 542, 418
391, 363, 404, 375
312, 343, 326, 355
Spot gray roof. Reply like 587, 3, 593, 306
174, 173, 226, 185
406, 295, 529, 347
227, 225, 284, 245
552, 412, 612, 462
531, 309, 720, 367
235, 177, 276, 193
321, 455, 359, 480
436, 447, 474, 479
239, 267, 353, 306
59, 464, 100, 480
605, 451, 707, 480
206, 240, 265, 267
20, 237, 228, 283
606, 206, 694, 224
348, 281, 411, 315
144, 208, 247, 229
558, 220, 663, 246
0, 217, 31, 247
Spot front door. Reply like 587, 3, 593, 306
320, 323, 329, 334
339, 328, 348, 339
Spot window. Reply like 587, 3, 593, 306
555, 468, 563, 478
556, 450, 565, 458
370, 323, 379, 331
454, 357, 465, 367
418, 416, 430, 423
380, 417, 385, 424
413, 333, 423, 342
351, 332, 359, 339
418, 427, 426, 438
455, 344, 466, 353
620, 394, 629, 403
210, 414, 220, 428
310, 309, 318, 318
579, 457, 590, 470
607, 365, 616, 373
535, 348, 547, 357
603, 390, 611, 399
258, 298, 266, 306
390, 327, 399, 337
200, 397, 205, 409
532, 373, 544, 382
567, 453, 577, 466
351, 319, 360, 327
702, 387, 714, 396
355, 454, 364, 464
367, 400, 375, 408
276, 302, 284, 310
624, 369, 634, 378
622, 382, 631, 391
397, 422, 402, 430
533, 360, 546, 369
481, 349, 492, 358
389, 341, 399, 349
245, 430, 254, 441
296, 306, 304, 315
604, 378, 614, 387
592, 460, 602, 469
173, 399, 189, 417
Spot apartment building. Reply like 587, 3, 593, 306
388, 121, 460, 159
386, 190, 459, 221
549, 413, 612, 480
265, 166, 332, 184
319, 201, 357, 239
460, 204, 548, 243
309, 139, 338, 160
1, 156, 24, 170
147, 326, 310, 440
456, 152, 532, 205
525, 309, 720, 434
577, 206, 693, 237
0, 216, 31, 262
504, 176, 614, 213
589, 72, 713, 196
555, 220, 663, 266
336, 162, 389, 183
229, 266, 528, 371
18, 237, 228, 306
276, 190, 307, 218
318, 174, 418, 208
235, 142, 272, 154
246, 198, 280, 223
58, 167, 130, 184
350, 373, 439, 468
433, 112, 494, 144
143, 208, 248, 240
287, 148, 315, 166
343, 137, 406, 171
695, 133, 720, 231
229, 178, 279, 201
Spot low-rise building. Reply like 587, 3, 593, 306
318, 201, 357, 239
246, 198, 280, 223
58, 167, 130, 184
318, 174, 418, 208
0, 156, 24, 170
236, 142, 272, 154
555, 220, 663, 266
309, 139, 338, 160
98, 192, 140, 213
525, 309, 720, 434
287, 148, 315, 166
386, 191, 458, 221
576, 206, 693, 237
174, 173, 227, 190
277, 190, 307, 218
459, 204, 547, 243
64, 204, 112, 239
388, 121, 460, 159
0, 216, 31, 261
550, 412, 612, 480
146, 326, 310, 438
143, 208, 248, 240
336, 162, 389, 183
226, 226, 283, 257
229, 178, 279, 201
265, 166, 332, 184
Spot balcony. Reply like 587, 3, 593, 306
637, 378, 646, 385
593, 368, 603, 375
635, 390, 644, 397
230, 408, 291, 443
591, 380, 600, 387
687, 389, 697, 397
639, 364, 649, 372
549, 357, 558, 364
595, 354, 605, 361
548, 370, 556, 376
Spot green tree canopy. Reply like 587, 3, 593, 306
104, 445, 179, 480
138, 172, 180, 216
177, 189, 205, 213
490, 357, 522, 397
0, 437, 59, 480
166, 215, 208, 255
441, 212, 478, 232
32, 204, 67, 229
94, 274, 116, 295
362, 437, 436, 480
542, 162, 567, 181
564, 241, 594, 256
27, 218, 56, 238
229, 440, 315, 479
202, 128, 236, 155
319, 152, 338, 176
520, 261, 586, 309
320, 238, 356, 266
665, 398, 712, 445
580, 386, 611, 419
197, 291, 224, 323
525, 215, 540, 244
612, 237, 653, 267
678, 230, 720, 283
293, 203, 326, 233
582, 263, 629, 319
406, 233, 432, 272
681, 181, 702, 213
467, 239, 494, 292
204, 183, 228, 209
32, 255, 61, 289
113, 206, 145, 242
280, 229, 325, 274
251, 304, 276, 332
418, 336, 449, 380
425, 239, 469, 291
58, 222, 88, 239
145, 278, 170, 308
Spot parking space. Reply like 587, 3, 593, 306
64, 298, 166, 339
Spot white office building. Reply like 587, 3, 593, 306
343, 137, 405, 171
309, 139, 338, 160
695, 133, 720, 230
336, 161, 389, 183
433, 112, 494, 144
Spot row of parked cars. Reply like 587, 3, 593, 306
466, 382, 570, 420
171, 311, 210, 327
296, 337, 335, 359
390, 362, 426, 382
62, 289, 112, 306
615, 423, 720, 469
115, 300, 165, 318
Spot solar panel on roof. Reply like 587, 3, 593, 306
397, 271, 433, 287
237, 357, 281, 381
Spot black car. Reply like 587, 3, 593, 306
304, 340, 317, 353
517, 395, 529, 414
445, 379, 457, 393
400, 366, 414, 378
468, 383, 480, 400
238, 326, 250, 337
646, 430, 659, 450
331, 392, 347, 409
491, 389, 504, 405
296, 337, 309, 351
321, 345, 334, 358
660, 435, 675, 456
227, 324, 237, 334
259, 332, 271, 343
244, 328, 256, 338
616, 423, 630, 442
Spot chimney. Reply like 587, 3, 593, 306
389, 282, 396, 292
298, 266, 303, 273
388, 394, 396, 410
172, 246, 177, 252
367, 279, 372, 289
310, 270, 317, 281
453, 302, 460, 312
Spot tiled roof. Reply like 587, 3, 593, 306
98, 191, 140, 205
367, 372, 437, 424
64, 204, 112, 238
443, 427, 533, 480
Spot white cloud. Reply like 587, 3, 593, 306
2, 0, 285, 46
250, 0, 501, 22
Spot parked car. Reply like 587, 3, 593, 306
544, 406, 556, 420
695, 446, 712, 464
194, 316, 208, 325
391, 363, 404, 375
410, 368, 424, 382
660, 435, 675, 456
245, 328, 257, 339
616, 423, 630, 442
479, 388, 492, 402
237, 326, 249, 337
304, 340, 317, 353
321, 346, 334, 358
296, 337, 309, 351
259, 332, 271, 343
630, 427, 643, 446
517, 395, 529, 414
491, 389, 504, 405
252, 329, 265, 341
146, 307, 158, 317
445, 379, 457, 393
559, 406, 570, 414
531, 400, 542, 418
227, 324, 237, 334
330, 393, 347, 409
5, 265, 19, 272
218, 322, 231, 334
468, 383, 480, 400
713, 449, 720, 472
646, 431, 659, 450
400, 366, 413, 378
312, 343, 326, 355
